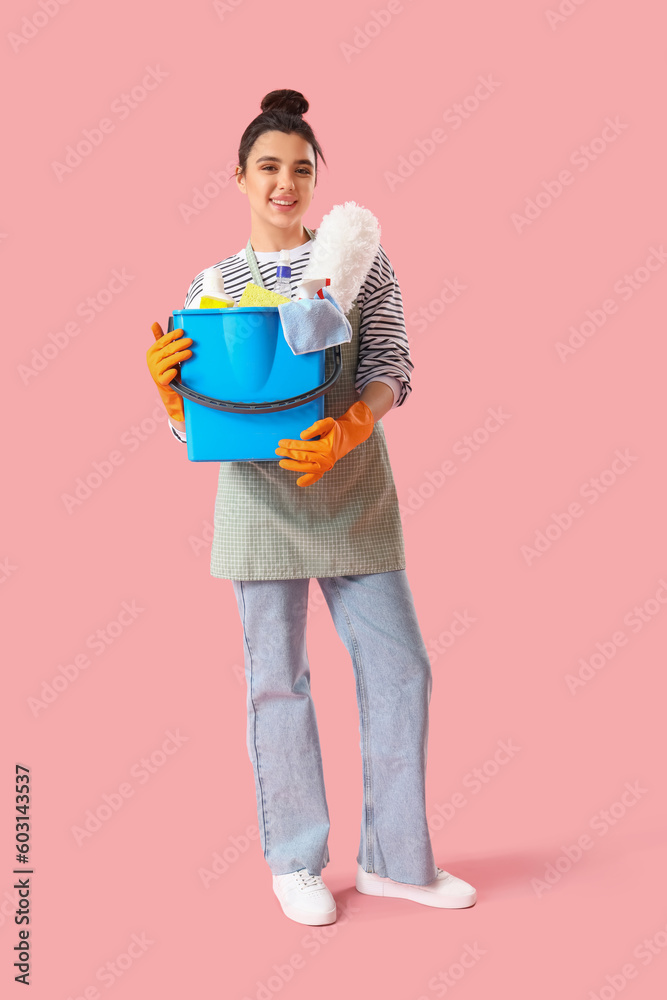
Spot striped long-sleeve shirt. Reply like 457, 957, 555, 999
169, 236, 413, 442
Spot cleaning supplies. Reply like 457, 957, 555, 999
299, 202, 381, 314
200, 294, 234, 308
237, 282, 291, 308
168, 298, 341, 462
274, 249, 292, 297
277, 293, 352, 355
295, 277, 331, 300
190, 267, 236, 308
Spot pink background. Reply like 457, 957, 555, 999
3, 1, 666, 997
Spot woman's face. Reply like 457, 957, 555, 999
236, 130, 316, 234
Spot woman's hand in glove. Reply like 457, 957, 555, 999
147, 322, 193, 422
275, 400, 375, 487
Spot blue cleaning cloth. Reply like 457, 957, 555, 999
277, 288, 353, 356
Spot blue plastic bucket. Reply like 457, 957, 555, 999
169, 307, 342, 462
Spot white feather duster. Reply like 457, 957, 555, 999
300, 201, 381, 314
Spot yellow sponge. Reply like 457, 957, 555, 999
200, 295, 234, 308
238, 282, 290, 307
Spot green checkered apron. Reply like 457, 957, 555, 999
209, 226, 406, 580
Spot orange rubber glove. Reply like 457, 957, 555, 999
147, 321, 193, 422
274, 400, 375, 487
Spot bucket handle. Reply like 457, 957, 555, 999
166, 315, 343, 414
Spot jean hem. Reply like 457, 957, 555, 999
271, 858, 331, 878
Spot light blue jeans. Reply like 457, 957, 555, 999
230, 570, 438, 885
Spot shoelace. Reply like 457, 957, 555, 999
296, 869, 323, 888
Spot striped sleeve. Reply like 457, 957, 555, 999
355, 244, 414, 408
170, 420, 187, 443
184, 275, 200, 309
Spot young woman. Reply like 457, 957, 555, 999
147, 89, 476, 925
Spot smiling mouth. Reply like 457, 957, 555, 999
271, 199, 297, 207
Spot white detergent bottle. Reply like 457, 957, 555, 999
191, 267, 235, 308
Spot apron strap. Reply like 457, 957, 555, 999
245, 226, 317, 288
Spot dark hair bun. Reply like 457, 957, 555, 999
261, 89, 309, 117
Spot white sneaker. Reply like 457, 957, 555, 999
356, 863, 477, 908
272, 868, 337, 925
